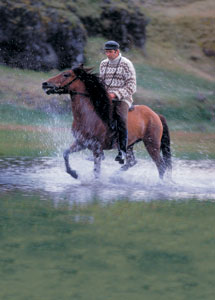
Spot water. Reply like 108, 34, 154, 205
1, 155, 215, 201
1, 155, 215, 300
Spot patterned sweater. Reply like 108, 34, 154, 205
99, 53, 136, 107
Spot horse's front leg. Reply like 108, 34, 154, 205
93, 148, 103, 179
63, 142, 85, 179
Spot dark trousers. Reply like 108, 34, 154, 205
112, 100, 128, 153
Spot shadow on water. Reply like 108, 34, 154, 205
0, 155, 215, 202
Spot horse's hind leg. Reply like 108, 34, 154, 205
143, 138, 166, 179
128, 146, 137, 167
63, 142, 85, 179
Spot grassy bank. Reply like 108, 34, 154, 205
1, 193, 215, 300
1, 1, 215, 133
1, 57, 215, 132
0, 101, 215, 158
0, 58, 215, 158
1, 26, 215, 158
0, 103, 73, 157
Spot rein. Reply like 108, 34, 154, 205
70, 91, 89, 97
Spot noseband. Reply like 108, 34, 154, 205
63, 76, 89, 97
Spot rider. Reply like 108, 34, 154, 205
100, 40, 136, 164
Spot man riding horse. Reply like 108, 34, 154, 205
42, 66, 172, 180
100, 41, 137, 164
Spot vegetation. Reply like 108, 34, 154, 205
0, 36, 215, 158
1, 194, 215, 300
0, 3, 214, 298
0, 0, 215, 157
1, 39, 215, 132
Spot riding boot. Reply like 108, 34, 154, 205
115, 150, 124, 164
113, 100, 128, 164
115, 129, 128, 164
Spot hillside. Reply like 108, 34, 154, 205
0, 0, 147, 70
142, 0, 215, 80
0, 0, 215, 77
0, 0, 215, 132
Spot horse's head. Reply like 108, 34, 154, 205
43, 66, 112, 129
42, 70, 78, 95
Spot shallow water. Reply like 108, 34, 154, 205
1, 155, 215, 300
1, 154, 214, 201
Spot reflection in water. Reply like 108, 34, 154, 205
0, 155, 215, 202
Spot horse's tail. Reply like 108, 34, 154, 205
159, 114, 172, 170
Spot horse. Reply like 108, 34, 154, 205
42, 66, 172, 180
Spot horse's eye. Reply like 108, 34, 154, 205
63, 73, 70, 78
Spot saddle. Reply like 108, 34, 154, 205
129, 104, 135, 111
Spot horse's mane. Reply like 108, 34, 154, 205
73, 66, 111, 128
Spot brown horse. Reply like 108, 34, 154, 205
42, 66, 172, 180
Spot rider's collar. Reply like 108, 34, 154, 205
108, 53, 122, 65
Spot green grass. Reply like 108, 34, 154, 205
85, 37, 215, 129
1, 193, 215, 300
0, 103, 71, 127
1, 49, 215, 129
0, 103, 73, 156
135, 64, 215, 125
0, 129, 54, 156
136, 64, 215, 101
0, 66, 215, 158
0, 103, 53, 126
0, 36, 215, 157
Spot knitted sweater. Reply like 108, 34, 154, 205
99, 53, 136, 107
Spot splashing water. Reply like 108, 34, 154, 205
0, 155, 214, 202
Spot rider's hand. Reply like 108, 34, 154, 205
109, 93, 117, 100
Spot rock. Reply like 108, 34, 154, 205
0, 2, 86, 71
203, 48, 215, 57
81, 6, 147, 50
0, 0, 147, 71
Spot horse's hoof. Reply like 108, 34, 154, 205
67, 169, 78, 179
120, 164, 129, 171
71, 171, 78, 179
86, 156, 94, 161
115, 156, 124, 164
130, 160, 137, 167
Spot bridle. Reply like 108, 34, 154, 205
63, 76, 89, 97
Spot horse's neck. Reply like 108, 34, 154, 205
69, 81, 90, 116
70, 80, 86, 95
69, 80, 113, 139
71, 94, 92, 117
71, 92, 105, 131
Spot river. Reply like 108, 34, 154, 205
1, 155, 215, 202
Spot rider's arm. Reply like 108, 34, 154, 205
112, 59, 136, 101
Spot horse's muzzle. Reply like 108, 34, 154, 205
42, 82, 56, 94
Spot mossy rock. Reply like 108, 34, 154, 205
0, 0, 147, 70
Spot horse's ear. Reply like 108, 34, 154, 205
84, 67, 94, 73
78, 64, 94, 73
